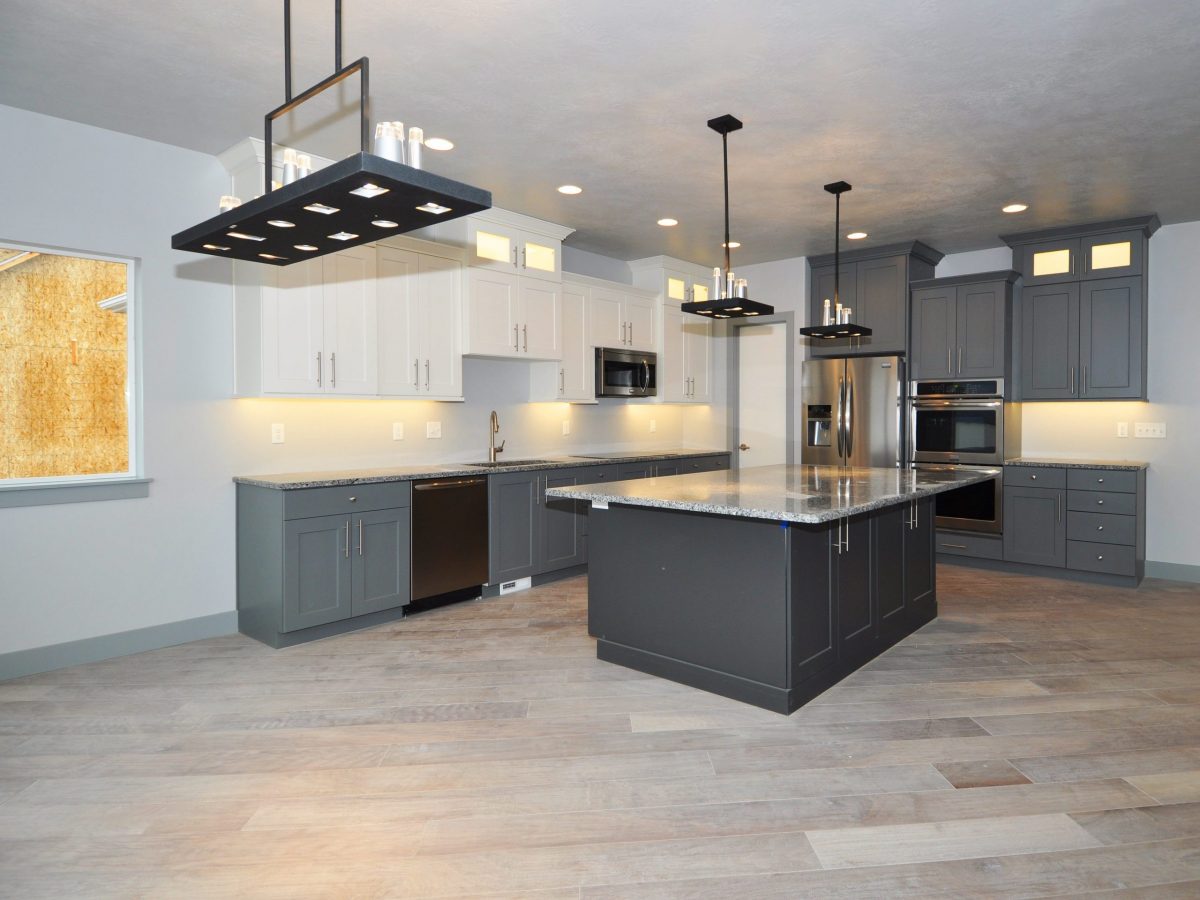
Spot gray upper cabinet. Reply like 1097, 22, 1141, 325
1021, 282, 1080, 400
808, 242, 942, 359
909, 271, 1016, 382
1005, 216, 1157, 402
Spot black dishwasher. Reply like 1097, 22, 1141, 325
411, 477, 489, 601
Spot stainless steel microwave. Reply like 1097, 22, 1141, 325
596, 348, 657, 397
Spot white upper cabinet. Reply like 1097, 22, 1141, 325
587, 285, 656, 351
466, 220, 563, 281
531, 280, 596, 402
257, 246, 376, 396
376, 244, 463, 399
628, 256, 717, 404
464, 269, 562, 361
518, 278, 562, 358
663, 267, 712, 306
624, 294, 657, 351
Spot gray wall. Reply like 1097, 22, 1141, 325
562, 245, 632, 284
0, 105, 696, 658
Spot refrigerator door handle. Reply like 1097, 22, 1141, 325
836, 376, 846, 459
845, 378, 855, 458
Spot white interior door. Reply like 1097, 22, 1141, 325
736, 322, 789, 467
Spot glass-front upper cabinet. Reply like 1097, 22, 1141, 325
665, 270, 710, 304
1082, 229, 1143, 279
466, 220, 560, 281
1021, 238, 1081, 286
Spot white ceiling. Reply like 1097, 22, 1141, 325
3, 0, 1199, 265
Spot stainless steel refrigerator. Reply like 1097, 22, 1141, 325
801, 355, 905, 467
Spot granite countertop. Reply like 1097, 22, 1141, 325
233, 448, 729, 490
1006, 457, 1148, 471
545, 464, 993, 525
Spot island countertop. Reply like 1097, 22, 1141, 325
546, 463, 992, 525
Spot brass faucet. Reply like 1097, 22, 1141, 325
489, 410, 505, 463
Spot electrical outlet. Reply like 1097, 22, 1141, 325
392, 422, 404, 441
649, 418, 657, 434
562, 420, 571, 436
425, 421, 442, 439
1134, 422, 1166, 439
270, 423, 285, 444
1116, 422, 1129, 438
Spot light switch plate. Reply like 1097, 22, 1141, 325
1116, 422, 1129, 438
425, 421, 442, 439
649, 418, 657, 434
392, 422, 404, 441
270, 423, 285, 444
1134, 422, 1166, 439
562, 420, 571, 436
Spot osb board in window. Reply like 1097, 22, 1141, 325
0, 249, 129, 479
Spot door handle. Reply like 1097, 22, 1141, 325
521, 247, 527, 269
1083, 366, 1088, 395
344, 521, 350, 558
1070, 366, 1076, 395
523, 323, 528, 352
413, 358, 419, 388
513, 324, 519, 350
511, 245, 518, 266
316, 351, 322, 387
629, 321, 634, 345
957, 346, 963, 374
330, 352, 336, 388
947, 346, 952, 375
940, 542, 968, 550
357, 519, 363, 556
425, 359, 430, 389
641, 359, 650, 394
560, 368, 565, 394
1057, 493, 1062, 522
622, 321, 627, 344
739, 443, 750, 450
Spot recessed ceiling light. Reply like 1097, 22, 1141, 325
294, 244, 319, 252
350, 183, 390, 198
416, 202, 452, 215
424, 137, 454, 151
227, 231, 266, 241
657, 218, 678, 227
267, 219, 295, 228
202, 244, 230, 251
721, 241, 741, 249
371, 219, 399, 228
1002, 203, 1028, 213
846, 231, 868, 240
327, 232, 359, 241
557, 185, 583, 195
258, 253, 287, 260
304, 202, 340, 215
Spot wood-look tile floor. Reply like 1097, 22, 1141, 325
3, 566, 1200, 897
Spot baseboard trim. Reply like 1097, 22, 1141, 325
0, 611, 238, 681
1146, 561, 1200, 584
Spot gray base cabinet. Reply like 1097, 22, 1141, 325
489, 471, 541, 584
1003, 484, 1066, 568
807, 242, 942, 358
910, 271, 1017, 382
237, 481, 413, 648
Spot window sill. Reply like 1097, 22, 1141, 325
0, 477, 152, 509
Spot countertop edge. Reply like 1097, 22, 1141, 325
1005, 458, 1149, 471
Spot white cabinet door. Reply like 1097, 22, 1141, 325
262, 258, 324, 394
467, 220, 518, 274
684, 316, 712, 402
376, 246, 420, 396
625, 294, 657, 351
466, 269, 521, 357
518, 231, 561, 282
518, 278, 562, 360
418, 254, 463, 398
322, 246, 377, 395
664, 270, 690, 305
660, 305, 688, 402
559, 283, 594, 400
589, 286, 625, 347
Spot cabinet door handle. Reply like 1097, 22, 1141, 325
957, 346, 963, 374
1098, 477, 1104, 484
513, 324, 519, 350
947, 347, 952, 374
1057, 493, 1062, 522
1070, 366, 1076, 395
1098, 499, 1105, 505
941, 542, 968, 550
560, 368, 565, 394
425, 359, 430, 389
358, 519, 364, 556
344, 521, 350, 558
414, 358, 419, 387
1097, 525, 1104, 531
1030, 474, 1037, 480
1098, 554, 1105, 561
523, 323, 528, 352
511, 245, 518, 266
629, 321, 634, 345
1083, 366, 1088, 395
316, 351, 322, 387
330, 352, 336, 388
521, 247, 527, 269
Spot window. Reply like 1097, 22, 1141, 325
0, 243, 140, 491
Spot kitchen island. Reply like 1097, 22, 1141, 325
547, 464, 992, 714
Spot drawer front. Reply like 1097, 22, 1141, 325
935, 531, 1004, 560
579, 464, 619, 485
1066, 468, 1137, 494
1005, 466, 1067, 489
1067, 510, 1136, 546
284, 481, 412, 520
1067, 540, 1136, 576
1067, 489, 1137, 516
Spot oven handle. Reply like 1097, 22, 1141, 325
912, 400, 1003, 409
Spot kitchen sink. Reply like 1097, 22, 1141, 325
465, 459, 555, 468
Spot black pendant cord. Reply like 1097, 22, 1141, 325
833, 190, 840, 307
264, 0, 369, 195
722, 131, 731, 278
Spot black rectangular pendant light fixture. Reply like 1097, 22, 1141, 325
681, 113, 774, 320
171, 1, 491, 266
800, 180, 872, 339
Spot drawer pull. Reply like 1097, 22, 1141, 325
941, 543, 968, 550
1097, 477, 1105, 483
1097, 499, 1104, 505
1098, 555, 1104, 560
348, 496, 357, 503
1097, 525, 1104, 531
1030, 474, 1037, 480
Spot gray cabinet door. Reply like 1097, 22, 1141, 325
875, 505, 907, 638
905, 497, 936, 619
1020, 237, 1081, 286
808, 263, 857, 357
855, 255, 907, 355
351, 507, 411, 616
836, 514, 876, 664
910, 286, 956, 379
540, 468, 587, 574
489, 471, 540, 583
1020, 282, 1080, 400
1003, 486, 1066, 567
957, 283, 1006, 378
283, 514, 353, 632
1080, 276, 1143, 399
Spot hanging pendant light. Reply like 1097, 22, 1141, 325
682, 114, 773, 319
171, 1, 491, 266
799, 181, 873, 339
